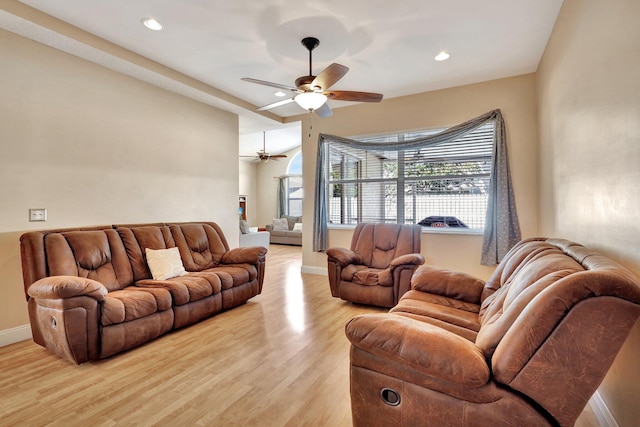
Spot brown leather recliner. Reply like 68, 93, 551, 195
326, 223, 424, 307
345, 238, 640, 426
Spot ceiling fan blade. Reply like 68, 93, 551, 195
241, 77, 299, 92
269, 154, 288, 159
311, 63, 349, 90
256, 97, 295, 111
315, 103, 333, 118
324, 90, 383, 102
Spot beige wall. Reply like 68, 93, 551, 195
295, 74, 539, 280
0, 29, 239, 333
537, 0, 640, 425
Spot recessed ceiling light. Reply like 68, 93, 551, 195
274, 91, 286, 97
142, 18, 163, 31
435, 51, 450, 61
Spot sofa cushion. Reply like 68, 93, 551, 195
272, 218, 289, 231
475, 251, 584, 359
351, 223, 420, 270
270, 230, 302, 238
281, 215, 302, 230
116, 225, 175, 281
102, 286, 172, 326
341, 265, 389, 286
135, 272, 222, 306
391, 290, 481, 335
170, 223, 227, 272
205, 265, 254, 290
145, 247, 188, 280
44, 230, 133, 291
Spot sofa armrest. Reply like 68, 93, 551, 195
389, 253, 425, 269
410, 265, 485, 304
28, 275, 107, 301
222, 246, 267, 265
346, 313, 489, 387
326, 247, 363, 267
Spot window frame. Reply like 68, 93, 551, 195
324, 124, 495, 233
282, 150, 303, 217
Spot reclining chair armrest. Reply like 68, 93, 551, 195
410, 265, 485, 304
346, 313, 489, 388
222, 246, 268, 265
389, 253, 425, 269
326, 247, 363, 267
27, 276, 105, 364
28, 275, 107, 301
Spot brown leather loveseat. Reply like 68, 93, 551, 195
346, 238, 640, 426
20, 221, 267, 364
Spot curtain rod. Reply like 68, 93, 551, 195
273, 174, 303, 179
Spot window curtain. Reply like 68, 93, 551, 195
277, 177, 286, 218
312, 109, 521, 265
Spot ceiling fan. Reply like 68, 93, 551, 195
242, 37, 383, 118
240, 131, 287, 162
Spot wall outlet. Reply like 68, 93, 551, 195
29, 208, 47, 222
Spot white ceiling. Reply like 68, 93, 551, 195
3, 0, 564, 156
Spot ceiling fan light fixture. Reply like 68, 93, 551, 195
141, 18, 163, 31
435, 51, 450, 61
294, 92, 327, 111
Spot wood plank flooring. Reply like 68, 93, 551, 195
0, 245, 599, 426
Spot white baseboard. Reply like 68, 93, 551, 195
301, 265, 327, 276
0, 324, 32, 347
590, 390, 618, 427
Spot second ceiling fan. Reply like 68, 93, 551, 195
242, 37, 383, 118
240, 131, 287, 162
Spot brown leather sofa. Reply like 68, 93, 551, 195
327, 223, 424, 307
345, 237, 640, 426
20, 221, 267, 364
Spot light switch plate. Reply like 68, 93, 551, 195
29, 208, 47, 222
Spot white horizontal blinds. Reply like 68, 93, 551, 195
326, 122, 494, 227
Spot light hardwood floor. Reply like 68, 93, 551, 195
1, 245, 599, 426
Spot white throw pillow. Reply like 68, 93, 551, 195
293, 222, 303, 232
272, 218, 289, 231
145, 247, 188, 280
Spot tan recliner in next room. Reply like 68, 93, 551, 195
326, 223, 424, 308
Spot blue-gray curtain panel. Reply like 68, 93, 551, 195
277, 177, 286, 218
312, 109, 520, 265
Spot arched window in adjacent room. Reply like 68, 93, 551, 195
277, 150, 303, 217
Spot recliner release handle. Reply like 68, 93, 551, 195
381, 387, 401, 406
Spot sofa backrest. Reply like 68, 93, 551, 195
116, 224, 176, 281
20, 221, 233, 298
350, 223, 422, 269
478, 237, 548, 304
280, 215, 302, 230
25, 229, 134, 294
474, 238, 640, 425
475, 239, 584, 359
169, 222, 230, 272
21, 225, 116, 298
